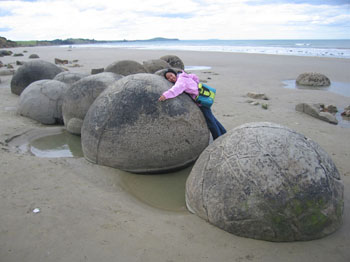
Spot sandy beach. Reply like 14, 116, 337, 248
1, 46, 350, 261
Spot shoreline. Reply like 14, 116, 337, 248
1, 46, 350, 261
3, 38, 350, 59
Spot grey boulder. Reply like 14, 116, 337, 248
296, 72, 331, 86
160, 55, 185, 70
143, 59, 170, 73
54, 71, 88, 87
105, 60, 147, 76
11, 60, 64, 95
29, 54, 40, 59
17, 80, 68, 124
81, 73, 209, 173
62, 72, 123, 135
186, 122, 344, 242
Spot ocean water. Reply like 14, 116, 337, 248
73, 39, 350, 59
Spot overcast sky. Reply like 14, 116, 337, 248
0, 0, 349, 41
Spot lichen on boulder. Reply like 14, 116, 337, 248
81, 73, 209, 173
186, 122, 344, 242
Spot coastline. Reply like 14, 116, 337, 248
1, 46, 350, 261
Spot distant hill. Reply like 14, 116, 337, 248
0, 36, 17, 48
14, 37, 179, 47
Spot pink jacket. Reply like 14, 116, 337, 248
162, 71, 199, 100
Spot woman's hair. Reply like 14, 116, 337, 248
163, 68, 178, 78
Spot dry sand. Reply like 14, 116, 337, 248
0, 46, 350, 262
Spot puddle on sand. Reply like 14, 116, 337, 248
29, 131, 83, 158
9, 127, 83, 158
282, 80, 350, 97
119, 165, 193, 212
185, 65, 212, 71
8, 127, 191, 212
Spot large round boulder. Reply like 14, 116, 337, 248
62, 72, 123, 135
105, 60, 147, 76
143, 59, 170, 73
160, 55, 185, 70
17, 80, 68, 124
81, 73, 209, 173
186, 122, 344, 242
296, 72, 331, 86
53, 71, 88, 87
11, 60, 64, 95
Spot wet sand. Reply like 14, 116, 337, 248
0, 46, 350, 261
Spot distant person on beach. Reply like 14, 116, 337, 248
159, 69, 226, 140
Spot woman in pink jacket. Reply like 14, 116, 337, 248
159, 69, 226, 140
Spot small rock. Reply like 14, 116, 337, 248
91, 68, 104, 74
247, 92, 269, 100
13, 53, 24, 57
325, 105, 338, 114
341, 110, 350, 117
261, 103, 268, 109
296, 103, 338, 124
16, 61, 24, 66
7, 64, 14, 69
54, 58, 68, 65
250, 101, 259, 105
0, 50, 12, 56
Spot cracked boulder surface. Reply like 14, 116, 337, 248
11, 60, 64, 95
81, 73, 210, 174
53, 71, 89, 88
62, 72, 123, 135
186, 122, 344, 242
17, 80, 68, 124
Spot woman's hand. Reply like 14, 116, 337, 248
158, 95, 166, 101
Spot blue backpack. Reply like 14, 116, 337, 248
195, 83, 216, 108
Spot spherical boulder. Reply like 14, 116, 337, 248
296, 72, 331, 87
160, 55, 185, 70
29, 54, 40, 59
17, 80, 68, 124
11, 60, 64, 95
105, 60, 147, 76
53, 71, 88, 87
62, 72, 123, 135
186, 122, 344, 242
81, 73, 209, 173
143, 59, 170, 73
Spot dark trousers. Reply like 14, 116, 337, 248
200, 106, 227, 140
